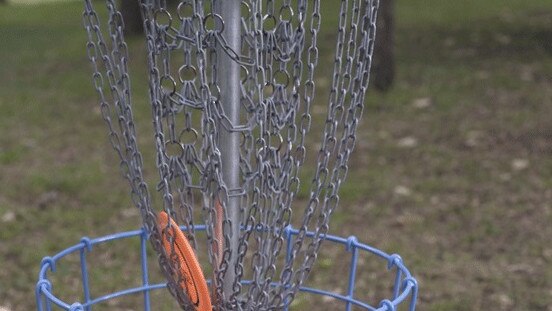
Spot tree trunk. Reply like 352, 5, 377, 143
120, 0, 143, 35
372, 0, 395, 92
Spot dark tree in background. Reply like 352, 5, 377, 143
120, 0, 179, 35
120, 0, 143, 35
372, 0, 395, 92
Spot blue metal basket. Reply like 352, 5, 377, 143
36, 226, 418, 311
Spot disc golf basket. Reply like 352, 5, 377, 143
36, 0, 418, 310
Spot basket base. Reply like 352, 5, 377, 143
36, 227, 417, 311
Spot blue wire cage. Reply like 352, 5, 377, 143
36, 226, 418, 311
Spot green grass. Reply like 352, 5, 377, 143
1, 0, 552, 310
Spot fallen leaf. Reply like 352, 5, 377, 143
394, 185, 412, 197
397, 136, 418, 148
464, 130, 483, 148
2, 211, 15, 223
412, 97, 432, 109
511, 159, 529, 171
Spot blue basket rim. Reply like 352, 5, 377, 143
36, 226, 418, 311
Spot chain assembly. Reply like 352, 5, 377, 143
82, 0, 379, 310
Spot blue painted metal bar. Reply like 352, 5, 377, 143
80, 237, 93, 311
38, 282, 73, 310
35, 281, 45, 311
405, 277, 418, 311
345, 236, 359, 311
387, 254, 403, 301
79, 247, 92, 311
82, 284, 167, 308
140, 230, 151, 311
36, 227, 417, 311
283, 225, 293, 311
392, 267, 402, 300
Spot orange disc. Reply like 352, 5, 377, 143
157, 211, 212, 311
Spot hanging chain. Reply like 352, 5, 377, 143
82, 0, 379, 310
82, 1, 197, 309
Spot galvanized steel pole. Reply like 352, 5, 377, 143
214, 0, 241, 302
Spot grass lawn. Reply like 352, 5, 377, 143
1, 0, 552, 310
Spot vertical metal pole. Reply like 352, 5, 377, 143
140, 230, 151, 311
79, 248, 92, 311
283, 226, 294, 311
214, 0, 241, 302
345, 237, 359, 311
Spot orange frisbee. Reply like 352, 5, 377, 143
157, 211, 212, 311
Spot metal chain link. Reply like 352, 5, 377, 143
82, 0, 379, 310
